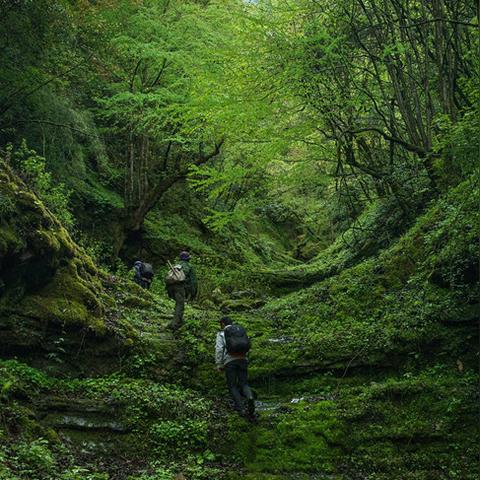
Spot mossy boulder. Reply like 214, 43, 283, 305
0, 161, 113, 361
0, 162, 103, 314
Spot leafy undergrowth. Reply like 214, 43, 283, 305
256, 194, 418, 292
245, 178, 479, 377
0, 359, 232, 480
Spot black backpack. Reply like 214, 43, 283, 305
141, 262, 154, 279
224, 324, 251, 354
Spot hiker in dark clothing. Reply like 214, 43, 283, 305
133, 260, 154, 289
166, 251, 197, 330
215, 316, 255, 418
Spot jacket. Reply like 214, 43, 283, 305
179, 260, 197, 298
215, 329, 246, 368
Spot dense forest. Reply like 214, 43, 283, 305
0, 1, 479, 479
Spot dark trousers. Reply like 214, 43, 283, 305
169, 283, 186, 330
172, 283, 185, 330
134, 276, 150, 289
225, 359, 253, 411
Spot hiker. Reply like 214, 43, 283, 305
215, 316, 255, 418
165, 251, 197, 330
133, 260, 154, 289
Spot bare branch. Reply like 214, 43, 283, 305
346, 127, 431, 157
400, 18, 478, 29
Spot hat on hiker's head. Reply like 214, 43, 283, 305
220, 316, 232, 326
179, 251, 191, 261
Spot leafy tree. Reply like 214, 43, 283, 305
85, 0, 229, 249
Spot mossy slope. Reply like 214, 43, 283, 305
0, 160, 104, 334
0, 161, 229, 479
223, 177, 479, 479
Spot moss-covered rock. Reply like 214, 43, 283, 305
0, 161, 105, 331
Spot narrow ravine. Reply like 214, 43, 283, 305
1, 1, 479, 479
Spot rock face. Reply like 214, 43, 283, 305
0, 161, 144, 374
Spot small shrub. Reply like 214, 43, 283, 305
14, 438, 55, 478
6, 141, 74, 229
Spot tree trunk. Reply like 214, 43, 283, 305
115, 139, 225, 256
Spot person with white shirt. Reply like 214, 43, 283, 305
215, 316, 255, 417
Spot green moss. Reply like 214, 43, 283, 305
0, 224, 23, 257
225, 400, 344, 478
19, 262, 104, 331
218, 178, 479, 479
122, 294, 153, 309
243, 178, 479, 380
0, 161, 110, 337
334, 367, 479, 479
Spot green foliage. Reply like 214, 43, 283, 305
6, 141, 74, 229
143, 201, 294, 301
433, 58, 480, 181
250, 177, 479, 378
0, 358, 220, 479
12, 439, 55, 478
337, 366, 479, 479
59, 468, 109, 480
149, 418, 209, 458
0, 360, 53, 397
55, 374, 215, 457
0, 1, 479, 480
0, 193, 14, 215
242, 401, 343, 474
128, 456, 222, 480
128, 468, 173, 480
